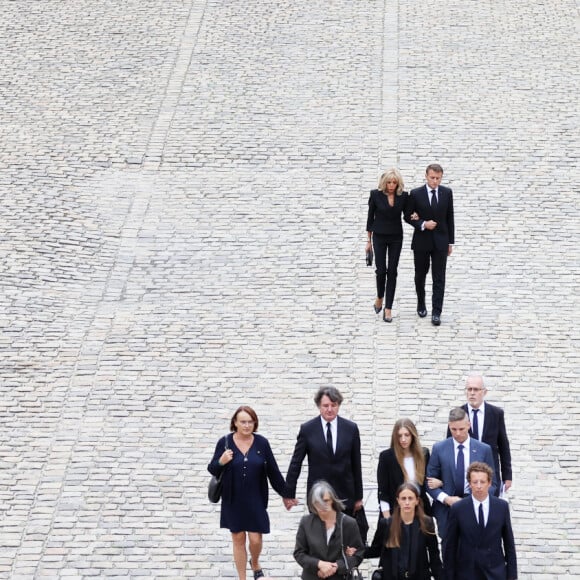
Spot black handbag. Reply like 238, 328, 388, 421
371, 569, 383, 580
208, 435, 230, 503
366, 248, 374, 266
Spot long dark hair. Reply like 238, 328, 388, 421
386, 483, 436, 548
390, 418, 426, 485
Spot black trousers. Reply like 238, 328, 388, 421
413, 248, 447, 315
372, 234, 403, 309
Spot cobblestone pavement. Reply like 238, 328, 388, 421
0, 0, 578, 578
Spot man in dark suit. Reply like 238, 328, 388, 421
444, 462, 517, 579
405, 163, 455, 325
427, 407, 495, 549
284, 386, 364, 528
447, 374, 513, 496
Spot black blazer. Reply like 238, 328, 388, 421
444, 495, 517, 580
446, 403, 513, 485
365, 516, 442, 580
405, 185, 454, 251
377, 447, 432, 516
286, 416, 363, 511
367, 189, 409, 238
294, 512, 364, 580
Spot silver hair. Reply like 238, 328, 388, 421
307, 480, 345, 514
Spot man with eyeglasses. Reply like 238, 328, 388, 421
448, 374, 513, 496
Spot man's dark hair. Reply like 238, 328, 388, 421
314, 386, 343, 407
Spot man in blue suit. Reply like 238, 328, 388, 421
444, 462, 517, 579
427, 407, 495, 549
283, 386, 364, 518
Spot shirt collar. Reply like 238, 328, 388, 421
454, 436, 470, 450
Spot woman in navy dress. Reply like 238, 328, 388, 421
208, 405, 287, 580
365, 168, 410, 322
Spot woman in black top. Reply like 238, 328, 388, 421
365, 483, 442, 580
376, 418, 439, 519
366, 169, 409, 322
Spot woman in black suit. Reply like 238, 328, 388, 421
294, 480, 364, 580
366, 168, 409, 322
365, 483, 442, 580
377, 418, 439, 519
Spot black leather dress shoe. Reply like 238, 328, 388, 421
431, 314, 441, 326
417, 307, 427, 318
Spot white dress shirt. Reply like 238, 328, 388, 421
467, 402, 486, 440
320, 416, 337, 453
472, 495, 490, 526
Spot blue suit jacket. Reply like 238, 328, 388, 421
286, 416, 363, 510
427, 437, 495, 538
444, 495, 517, 579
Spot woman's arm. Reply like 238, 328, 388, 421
337, 516, 364, 573
208, 436, 231, 476
263, 438, 288, 497
293, 517, 324, 575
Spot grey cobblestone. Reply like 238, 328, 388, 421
0, 0, 578, 578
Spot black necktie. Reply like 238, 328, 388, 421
472, 409, 480, 440
478, 502, 485, 532
455, 444, 465, 496
430, 189, 438, 211
326, 422, 334, 455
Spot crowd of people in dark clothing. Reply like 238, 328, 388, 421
208, 377, 517, 580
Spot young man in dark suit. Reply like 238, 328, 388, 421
283, 387, 364, 532
448, 374, 513, 496
444, 462, 517, 580
405, 163, 455, 325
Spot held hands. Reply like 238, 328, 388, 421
345, 546, 358, 557
424, 220, 437, 230
283, 498, 299, 510
317, 561, 338, 578
219, 449, 233, 465
410, 212, 419, 221
427, 477, 443, 490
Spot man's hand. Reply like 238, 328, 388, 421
283, 498, 298, 511
427, 477, 443, 489
445, 496, 462, 506
353, 500, 364, 513
448, 244, 453, 256
503, 480, 512, 492
424, 220, 437, 230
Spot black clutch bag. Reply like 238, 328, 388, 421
366, 248, 373, 267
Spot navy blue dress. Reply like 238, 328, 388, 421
208, 433, 287, 533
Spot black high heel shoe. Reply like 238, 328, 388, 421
373, 301, 382, 314
383, 309, 392, 323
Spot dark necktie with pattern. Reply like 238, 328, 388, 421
479, 502, 486, 532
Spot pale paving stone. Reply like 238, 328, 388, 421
0, 0, 578, 578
